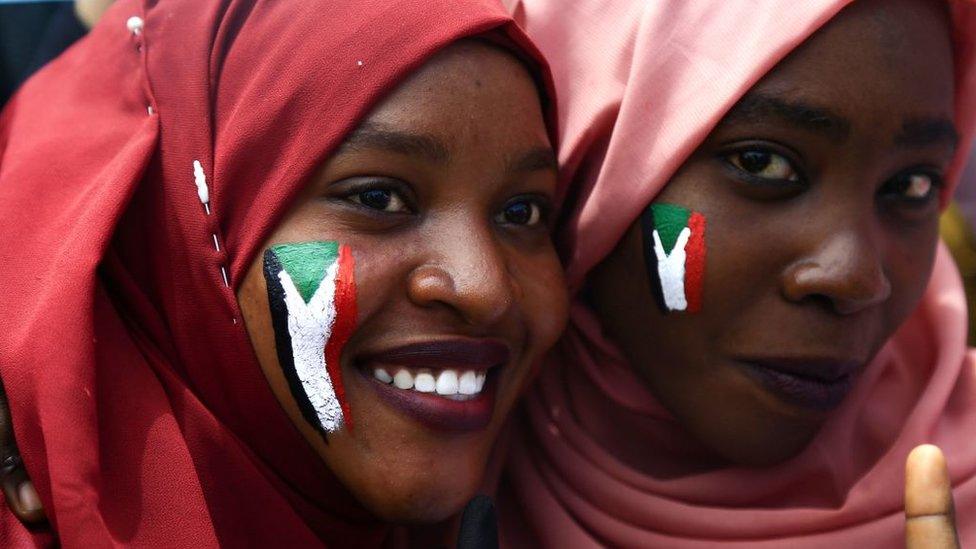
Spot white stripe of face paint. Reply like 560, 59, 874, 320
652, 226, 692, 312
277, 261, 345, 432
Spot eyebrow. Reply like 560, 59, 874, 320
338, 122, 451, 164
894, 117, 958, 150
722, 93, 852, 141
722, 93, 958, 154
507, 146, 558, 174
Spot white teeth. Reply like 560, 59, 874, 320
414, 371, 436, 393
436, 370, 459, 395
393, 369, 414, 390
458, 371, 478, 395
378, 367, 489, 397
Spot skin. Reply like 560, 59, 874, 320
236, 41, 567, 524
906, 445, 960, 548
590, 0, 957, 468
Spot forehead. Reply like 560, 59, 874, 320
748, 0, 954, 127
354, 41, 546, 146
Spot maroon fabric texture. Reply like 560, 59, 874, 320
0, 0, 550, 546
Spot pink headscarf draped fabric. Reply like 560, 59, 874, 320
500, 1, 976, 547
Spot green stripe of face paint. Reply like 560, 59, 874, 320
650, 204, 691, 253
269, 241, 340, 303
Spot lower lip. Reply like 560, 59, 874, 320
739, 362, 855, 412
359, 369, 498, 432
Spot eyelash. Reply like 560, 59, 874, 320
722, 145, 805, 187
338, 179, 415, 214
494, 195, 551, 228
335, 179, 552, 228
879, 169, 945, 204
721, 145, 944, 203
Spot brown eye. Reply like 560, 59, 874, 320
728, 150, 799, 182
495, 198, 545, 227
348, 189, 409, 213
882, 172, 942, 202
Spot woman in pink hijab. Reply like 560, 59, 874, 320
500, 0, 976, 546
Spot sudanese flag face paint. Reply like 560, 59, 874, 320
263, 241, 357, 438
640, 203, 706, 313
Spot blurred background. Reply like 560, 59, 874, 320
0, 0, 111, 104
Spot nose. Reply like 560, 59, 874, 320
406, 221, 517, 327
781, 228, 891, 315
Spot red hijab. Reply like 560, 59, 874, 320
0, 0, 550, 545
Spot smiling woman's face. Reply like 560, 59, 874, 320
591, 0, 957, 467
237, 41, 567, 522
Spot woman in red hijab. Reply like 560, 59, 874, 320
501, 0, 976, 546
0, 0, 567, 545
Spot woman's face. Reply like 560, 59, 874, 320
237, 41, 567, 522
592, 0, 957, 466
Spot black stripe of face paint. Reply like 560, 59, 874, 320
640, 205, 669, 314
263, 249, 329, 440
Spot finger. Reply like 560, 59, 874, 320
0, 461, 43, 524
0, 377, 44, 524
456, 494, 498, 549
906, 444, 960, 549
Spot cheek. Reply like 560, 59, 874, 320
634, 197, 761, 341
338, 248, 397, 320
640, 203, 708, 314
591, 224, 691, 372
698, 210, 784, 320
513, 250, 568, 355
237, 258, 276, 363
261, 242, 357, 436
884, 223, 940, 327
606, 193, 781, 379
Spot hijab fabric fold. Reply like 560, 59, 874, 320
501, 1, 976, 546
0, 0, 548, 546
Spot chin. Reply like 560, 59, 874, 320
705, 412, 823, 467
364, 480, 479, 525
677, 384, 825, 467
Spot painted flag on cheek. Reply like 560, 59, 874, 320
263, 241, 357, 439
640, 203, 706, 313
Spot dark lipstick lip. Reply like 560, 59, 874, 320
743, 357, 863, 382
359, 367, 498, 432
358, 338, 510, 372
736, 357, 863, 412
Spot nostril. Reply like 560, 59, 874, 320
801, 293, 836, 312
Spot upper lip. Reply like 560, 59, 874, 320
358, 338, 510, 371
739, 357, 863, 383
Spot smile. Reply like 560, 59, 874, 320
372, 367, 488, 399
357, 339, 509, 431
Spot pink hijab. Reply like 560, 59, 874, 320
500, 1, 976, 547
